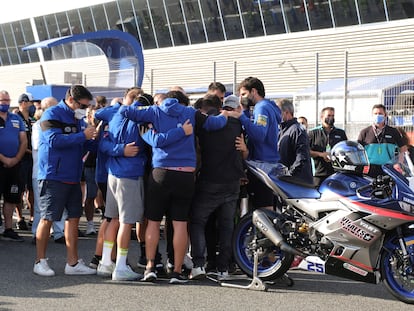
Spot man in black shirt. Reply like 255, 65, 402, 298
358, 104, 406, 178
309, 107, 347, 186
189, 95, 247, 280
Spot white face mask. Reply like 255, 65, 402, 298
74, 108, 87, 120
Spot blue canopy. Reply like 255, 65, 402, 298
23, 30, 144, 87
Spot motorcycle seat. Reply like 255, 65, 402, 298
278, 175, 316, 189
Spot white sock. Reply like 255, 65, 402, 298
101, 240, 114, 266
115, 247, 128, 270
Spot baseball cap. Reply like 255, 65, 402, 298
223, 95, 239, 110
18, 92, 34, 103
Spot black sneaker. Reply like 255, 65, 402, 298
137, 255, 146, 268
155, 262, 166, 277
16, 218, 28, 231
89, 255, 101, 269
141, 268, 157, 282
169, 272, 188, 284
2, 228, 24, 242
205, 261, 217, 273
166, 260, 174, 275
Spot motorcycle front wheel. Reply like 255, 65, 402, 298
232, 213, 293, 281
381, 233, 414, 304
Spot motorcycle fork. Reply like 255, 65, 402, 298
396, 227, 410, 259
395, 226, 413, 274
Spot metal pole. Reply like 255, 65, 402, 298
344, 51, 348, 131
315, 52, 319, 127
151, 68, 154, 96
213, 61, 216, 83
233, 61, 237, 95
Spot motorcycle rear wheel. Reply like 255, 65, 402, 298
232, 213, 293, 281
381, 234, 414, 304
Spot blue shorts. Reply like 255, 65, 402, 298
38, 180, 83, 221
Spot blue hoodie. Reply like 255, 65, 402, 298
103, 102, 147, 180
94, 103, 121, 183
239, 98, 281, 163
120, 98, 226, 169
38, 100, 93, 183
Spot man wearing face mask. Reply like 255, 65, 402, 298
309, 107, 347, 186
34, 85, 97, 277
233, 77, 282, 210
358, 104, 406, 178
15, 93, 37, 231
0, 90, 27, 242
277, 99, 313, 185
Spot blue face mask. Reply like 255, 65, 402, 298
373, 114, 385, 125
0, 104, 10, 112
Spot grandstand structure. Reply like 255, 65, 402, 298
1, 1, 414, 136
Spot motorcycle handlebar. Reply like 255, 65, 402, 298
356, 175, 395, 200
356, 184, 373, 200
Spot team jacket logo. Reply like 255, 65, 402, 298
257, 114, 268, 126
12, 120, 20, 128
340, 217, 376, 242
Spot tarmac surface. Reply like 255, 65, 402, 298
1, 210, 414, 311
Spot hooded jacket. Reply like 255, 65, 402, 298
239, 98, 281, 163
94, 102, 121, 183
120, 98, 226, 169
37, 100, 91, 183
103, 102, 147, 180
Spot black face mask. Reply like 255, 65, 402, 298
324, 117, 335, 126
241, 97, 254, 107
28, 105, 36, 118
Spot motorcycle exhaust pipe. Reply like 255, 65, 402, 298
252, 209, 306, 257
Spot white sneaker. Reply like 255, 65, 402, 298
183, 254, 193, 270
85, 223, 96, 235
65, 259, 97, 275
33, 258, 55, 277
190, 266, 206, 280
112, 265, 141, 281
97, 261, 115, 277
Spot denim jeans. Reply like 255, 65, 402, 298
190, 181, 240, 271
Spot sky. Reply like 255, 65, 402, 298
3, 0, 112, 23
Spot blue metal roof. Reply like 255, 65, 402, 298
22, 30, 144, 87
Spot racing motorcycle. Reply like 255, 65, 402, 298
232, 141, 414, 304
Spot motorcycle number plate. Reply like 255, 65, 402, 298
298, 256, 326, 274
